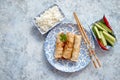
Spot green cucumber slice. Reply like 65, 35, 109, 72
93, 26, 101, 39
100, 31, 107, 46
92, 25, 97, 36
105, 37, 114, 46
94, 23, 107, 32
103, 31, 116, 43
97, 22, 112, 34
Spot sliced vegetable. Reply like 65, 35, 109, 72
92, 25, 97, 36
105, 37, 114, 46
94, 23, 107, 32
91, 15, 116, 49
100, 31, 107, 46
93, 26, 101, 39
103, 15, 112, 30
97, 22, 112, 34
103, 31, 116, 43
97, 38, 108, 50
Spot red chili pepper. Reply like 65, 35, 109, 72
97, 38, 108, 50
103, 15, 112, 30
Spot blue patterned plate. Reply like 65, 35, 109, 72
44, 23, 95, 72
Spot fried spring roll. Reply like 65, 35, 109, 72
54, 33, 65, 59
71, 35, 82, 61
63, 32, 74, 59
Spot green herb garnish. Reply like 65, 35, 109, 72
60, 33, 67, 42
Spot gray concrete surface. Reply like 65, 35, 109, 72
0, 0, 120, 80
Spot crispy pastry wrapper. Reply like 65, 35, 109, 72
63, 32, 74, 59
54, 32, 65, 59
71, 35, 82, 62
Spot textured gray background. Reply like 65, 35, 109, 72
0, 0, 120, 80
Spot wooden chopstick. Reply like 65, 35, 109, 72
73, 12, 98, 68
73, 12, 101, 68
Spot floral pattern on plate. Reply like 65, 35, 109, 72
44, 23, 95, 72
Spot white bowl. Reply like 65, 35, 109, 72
33, 4, 65, 35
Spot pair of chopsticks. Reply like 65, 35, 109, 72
73, 12, 101, 68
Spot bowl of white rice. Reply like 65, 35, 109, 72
33, 4, 65, 34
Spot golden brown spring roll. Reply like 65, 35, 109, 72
71, 35, 82, 61
54, 32, 65, 59
63, 32, 75, 59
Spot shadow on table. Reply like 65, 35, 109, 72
45, 59, 92, 78
43, 52, 91, 78
30, 26, 47, 42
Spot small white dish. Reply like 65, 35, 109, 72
33, 4, 65, 35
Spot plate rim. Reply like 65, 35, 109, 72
44, 23, 94, 72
